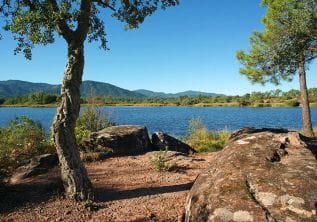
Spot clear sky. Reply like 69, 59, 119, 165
1, 0, 316, 95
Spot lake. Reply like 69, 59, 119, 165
0, 106, 316, 136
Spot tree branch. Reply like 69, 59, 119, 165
306, 55, 317, 62
75, 0, 92, 43
93, 0, 116, 11
47, 0, 74, 43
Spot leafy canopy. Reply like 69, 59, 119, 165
1, 0, 179, 59
236, 0, 317, 85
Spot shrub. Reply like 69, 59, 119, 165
0, 98, 5, 105
284, 100, 300, 107
185, 117, 230, 152
252, 103, 264, 107
75, 105, 115, 142
0, 116, 54, 179
151, 149, 172, 172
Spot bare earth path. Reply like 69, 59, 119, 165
0, 152, 213, 222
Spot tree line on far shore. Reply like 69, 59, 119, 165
2, 88, 317, 107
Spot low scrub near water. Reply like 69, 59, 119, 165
185, 117, 230, 152
75, 104, 115, 143
0, 106, 114, 180
2, 92, 59, 106
0, 116, 54, 179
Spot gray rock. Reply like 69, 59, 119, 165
183, 128, 317, 222
80, 125, 152, 156
10, 153, 58, 184
152, 132, 196, 155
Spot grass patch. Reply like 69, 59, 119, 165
75, 104, 115, 143
151, 149, 173, 172
184, 117, 230, 152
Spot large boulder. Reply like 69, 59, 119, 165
152, 132, 196, 155
10, 153, 58, 184
80, 125, 152, 156
183, 128, 317, 222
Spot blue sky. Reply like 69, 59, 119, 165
1, 0, 316, 95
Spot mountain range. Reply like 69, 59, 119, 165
0, 80, 222, 98
134, 89, 221, 97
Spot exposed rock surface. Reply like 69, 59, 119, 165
183, 128, 317, 222
79, 125, 152, 156
10, 154, 58, 184
152, 132, 196, 154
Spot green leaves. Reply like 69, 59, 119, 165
236, 0, 317, 85
1, 0, 179, 59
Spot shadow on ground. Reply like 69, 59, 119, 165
302, 136, 317, 157
95, 182, 194, 202
0, 177, 63, 214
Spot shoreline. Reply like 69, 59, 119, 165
1, 103, 317, 108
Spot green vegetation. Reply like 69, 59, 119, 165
3, 88, 317, 107
151, 149, 172, 172
185, 118, 230, 152
2, 92, 59, 106
75, 104, 115, 143
0, 116, 54, 179
0, 107, 114, 180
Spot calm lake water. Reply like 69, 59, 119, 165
0, 106, 316, 136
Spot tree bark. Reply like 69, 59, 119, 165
52, 42, 93, 200
298, 60, 314, 137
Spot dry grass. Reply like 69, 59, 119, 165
184, 117, 230, 152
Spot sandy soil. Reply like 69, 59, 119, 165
0, 152, 213, 222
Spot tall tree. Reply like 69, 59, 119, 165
1, 0, 179, 200
236, 0, 317, 137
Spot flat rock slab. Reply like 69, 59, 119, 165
183, 128, 317, 222
80, 125, 152, 156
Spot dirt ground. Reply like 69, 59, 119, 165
0, 152, 213, 222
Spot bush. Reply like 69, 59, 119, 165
0, 116, 54, 179
75, 105, 115, 142
3, 92, 59, 105
0, 98, 5, 105
284, 100, 300, 107
151, 150, 172, 172
185, 117, 230, 152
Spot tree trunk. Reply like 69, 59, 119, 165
52, 42, 93, 200
298, 60, 314, 137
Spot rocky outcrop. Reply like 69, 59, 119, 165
152, 132, 196, 154
183, 128, 317, 222
79, 125, 152, 156
10, 153, 58, 184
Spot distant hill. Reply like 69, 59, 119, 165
0, 80, 55, 97
0, 80, 223, 98
134, 89, 223, 97
0, 80, 145, 98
